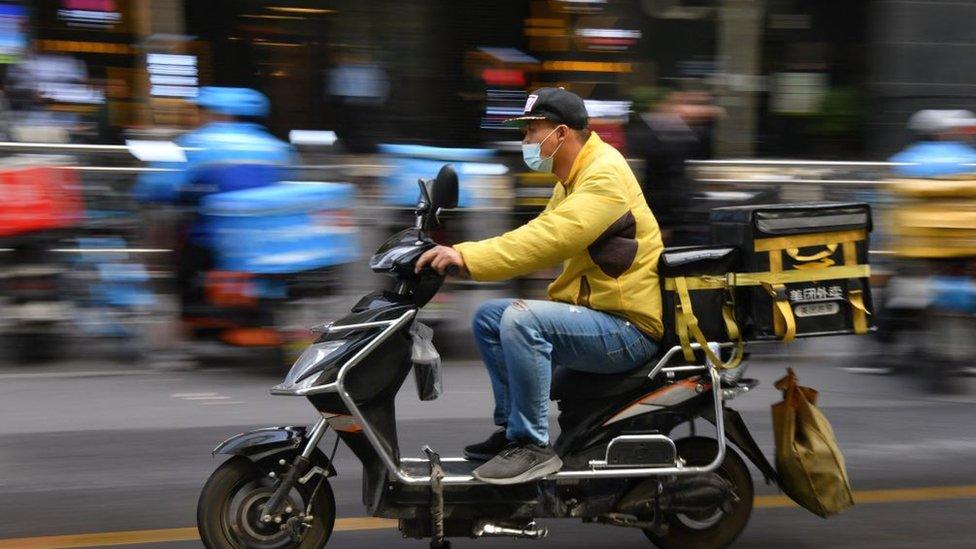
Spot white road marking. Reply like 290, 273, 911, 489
0, 370, 153, 380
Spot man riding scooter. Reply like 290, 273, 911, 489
416, 87, 665, 484
133, 87, 296, 348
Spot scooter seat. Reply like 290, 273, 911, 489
550, 355, 664, 401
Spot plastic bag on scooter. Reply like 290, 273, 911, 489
410, 321, 442, 401
772, 368, 854, 518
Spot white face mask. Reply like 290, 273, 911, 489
522, 125, 564, 172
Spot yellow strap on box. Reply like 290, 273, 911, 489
722, 301, 741, 342
762, 282, 797, 343
666, 265, 871, 290
675, 305, 696, 363
848, 288, 870, 334
730, 264, 871, 287
673, 277, 698, 363
672, 276, 744, 369
767, 248, 787, 341
753, 229, 867, 253
664, 276, 728, 291
842, 240, 859, 267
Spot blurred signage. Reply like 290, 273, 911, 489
148, 53, 199, 98
555, 0, 606, 14
576, 27, 641, 51
8, 54, 105, 104
482, 89, 527, 130
39, 81, 105, 104
583, 99, 631, 119
542, 60, 631, 73
678, 58, 718, 78
36, 39, 132, 55
481, 69, 525, 87
59, 0, 122, 29
476, 47, 539, 65
0, 2, 26, 63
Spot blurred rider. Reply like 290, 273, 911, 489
890, 109, 976, 178
133, 87, 296, 327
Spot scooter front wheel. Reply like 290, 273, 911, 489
197, 456, 336, 549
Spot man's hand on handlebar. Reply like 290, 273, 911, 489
415, 245, 468, 277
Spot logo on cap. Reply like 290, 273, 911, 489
524, 94, 538, 114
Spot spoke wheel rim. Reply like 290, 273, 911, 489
221, 478, 307, 549
675, 507, 725, 530
673, 462, 738, 531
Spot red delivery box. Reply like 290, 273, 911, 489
0, 162, 83, 238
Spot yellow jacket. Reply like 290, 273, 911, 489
454, 132, 665, 339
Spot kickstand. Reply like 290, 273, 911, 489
651, 480, 669, 537
423, 446, 450, 549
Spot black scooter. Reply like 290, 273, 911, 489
197, 165, 777, 549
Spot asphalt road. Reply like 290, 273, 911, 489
2, 337, 976, 548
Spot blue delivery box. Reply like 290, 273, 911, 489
201, 182, 360, 275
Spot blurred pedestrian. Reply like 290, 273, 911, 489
626, 87, 698, 245
672, 90, 725, 160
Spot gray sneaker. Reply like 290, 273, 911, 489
472, 441, 562, 485
464, 428, 510, 461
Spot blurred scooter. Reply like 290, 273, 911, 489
0, 242, 72, 362
865, 268, 976, 392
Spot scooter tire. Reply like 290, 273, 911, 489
198, 456, 336, 549
643, 437, 754, 549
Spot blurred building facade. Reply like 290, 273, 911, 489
2, 0, 974, 158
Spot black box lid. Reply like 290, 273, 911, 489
709, 202, 872, 237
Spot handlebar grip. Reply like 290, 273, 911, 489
445, 264, 461, 277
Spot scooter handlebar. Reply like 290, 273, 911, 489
417, 264, 459, 278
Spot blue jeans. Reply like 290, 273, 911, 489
472, 299, 658, 446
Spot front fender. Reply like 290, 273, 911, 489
213, 426, 337, 477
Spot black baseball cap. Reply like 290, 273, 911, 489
505, 87, 589, 130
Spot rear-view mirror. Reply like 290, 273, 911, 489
430, 164, 458, 212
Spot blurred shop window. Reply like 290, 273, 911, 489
771, 72, 828, 115
327, 56, 389, 104
326, 53, 390, 153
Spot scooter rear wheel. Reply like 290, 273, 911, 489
643, 437, 754, 549
198, 456, 336, 549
